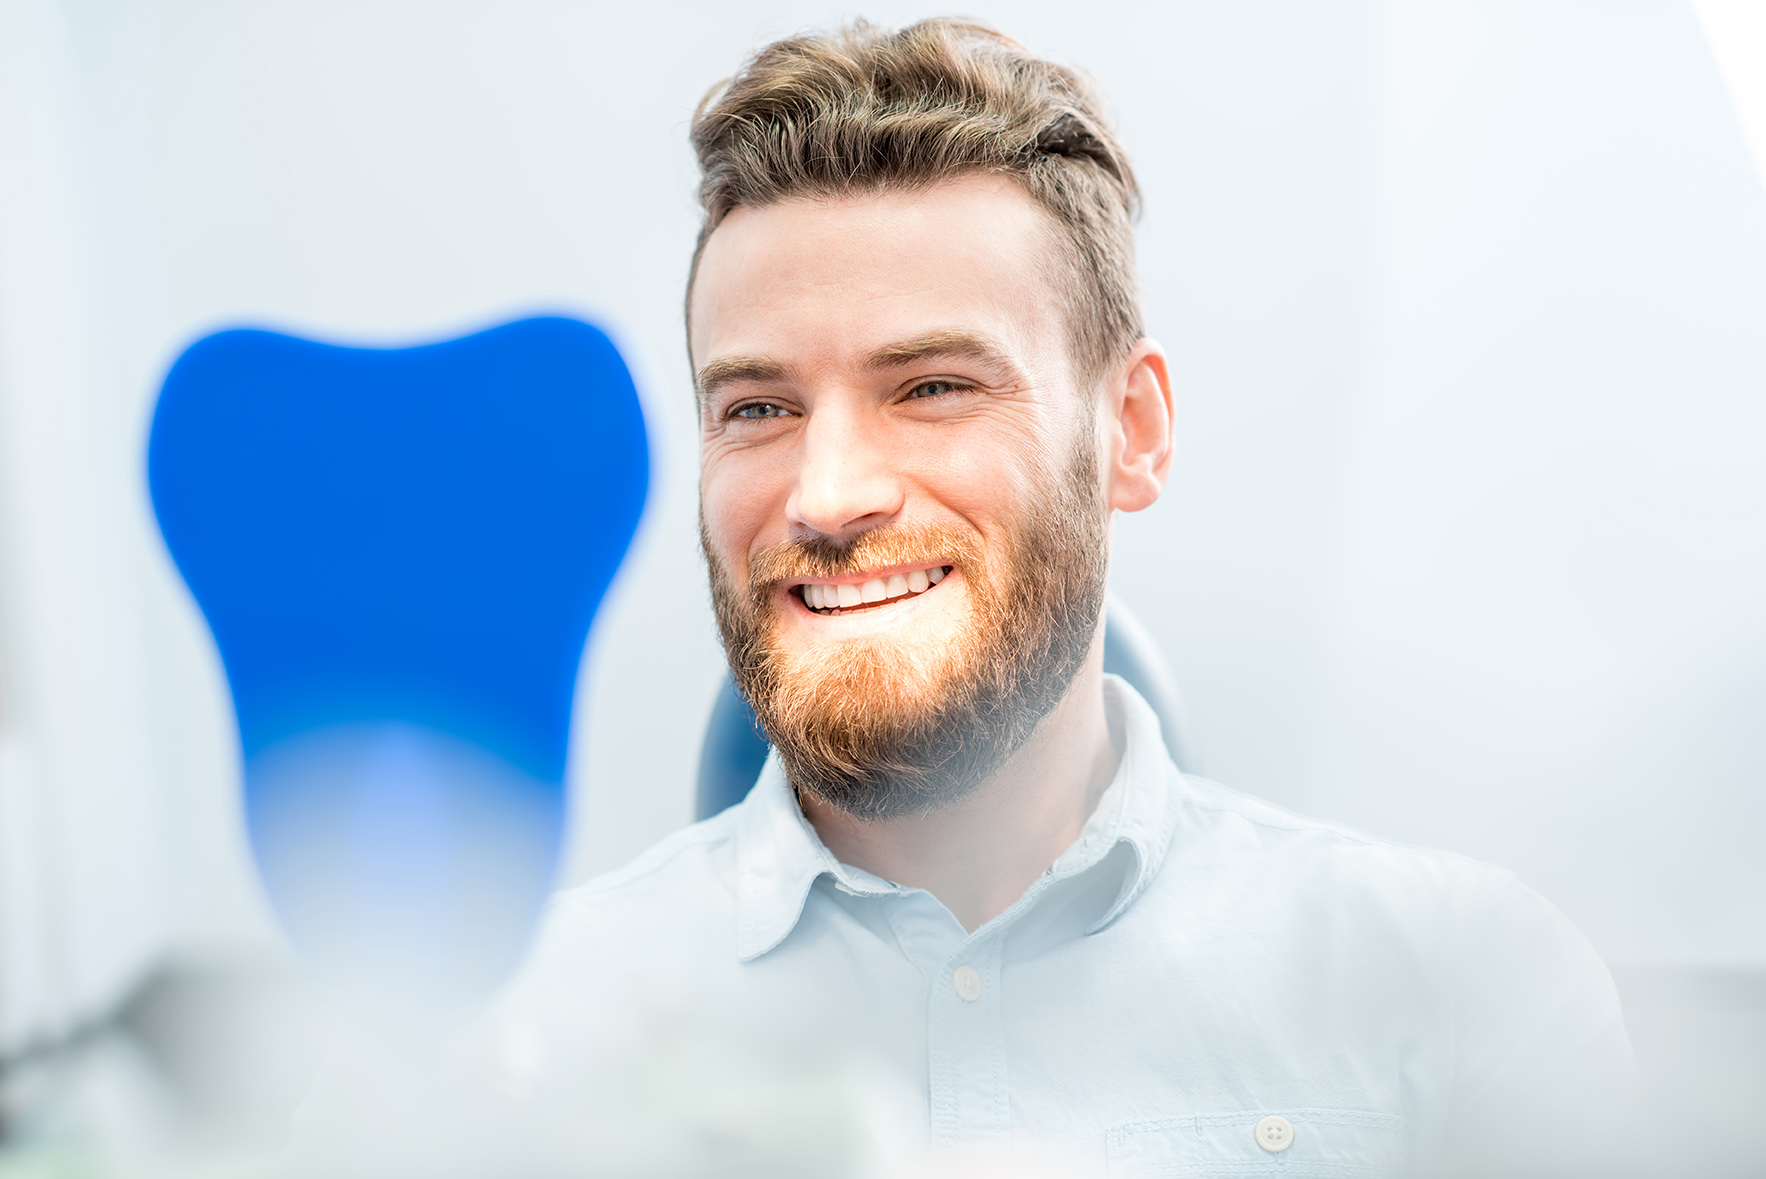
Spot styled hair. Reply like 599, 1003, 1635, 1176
688, 18, 1143, 385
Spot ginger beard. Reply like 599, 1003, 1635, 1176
706, 435, 1109, 821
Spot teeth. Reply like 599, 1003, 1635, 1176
803, 566, 951, 614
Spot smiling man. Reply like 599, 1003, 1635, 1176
693, 161, 1154, 930
424, 19, 1639, 1178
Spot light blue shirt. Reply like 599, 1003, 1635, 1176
303, 676, 1635, 1177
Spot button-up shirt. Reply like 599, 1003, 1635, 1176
302, 676, 1635, 1178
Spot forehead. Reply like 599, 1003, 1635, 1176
688, 175, 1069, 378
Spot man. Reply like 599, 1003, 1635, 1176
308, 18, 1635, 1178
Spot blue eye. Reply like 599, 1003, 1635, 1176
734, 402, 787, 420
909, 380, 960, 399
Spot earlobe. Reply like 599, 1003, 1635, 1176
1106, 341, 1174, 514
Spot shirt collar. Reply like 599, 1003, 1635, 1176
732, 755, 845, 961
732, 674, 1179, 961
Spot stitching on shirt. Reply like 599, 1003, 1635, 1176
1170, 772, 1521, 886
1113, 1109, 1405, 1136
737, 864, 826, 960
1109, 1164, 1397, 1177
553, 807, 740, 905
1107, 1109, 1408, 1177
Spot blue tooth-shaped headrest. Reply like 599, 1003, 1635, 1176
148, 316, 648, 1007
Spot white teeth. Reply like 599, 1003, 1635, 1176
805, 566, 951, 612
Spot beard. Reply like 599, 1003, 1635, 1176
704, 436, 1109, 821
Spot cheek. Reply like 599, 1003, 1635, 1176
701, 451, 787, 566
922, 429, 1052, 531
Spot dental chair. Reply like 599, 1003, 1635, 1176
694, 596, 1199, 820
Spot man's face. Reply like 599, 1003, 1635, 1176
691, 175, 1109, 817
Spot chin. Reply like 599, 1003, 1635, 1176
777, 626, 968, 717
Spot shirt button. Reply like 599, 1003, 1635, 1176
951, 964, 983, 1002
1255, 1114, 1294, 1153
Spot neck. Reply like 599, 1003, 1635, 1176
800, 647, 1120, 932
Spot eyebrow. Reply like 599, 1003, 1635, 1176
695, 356, 788, 402
862, 328, 1017, 375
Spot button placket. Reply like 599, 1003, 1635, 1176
928, 937, 1011, 1144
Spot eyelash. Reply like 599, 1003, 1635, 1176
730, 402, 788, 420
725, 379, 972, 422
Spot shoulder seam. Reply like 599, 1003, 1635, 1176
550, 810, 740, 911
1168, 769, 1519, 878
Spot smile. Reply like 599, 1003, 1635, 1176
797, 565, 950, 615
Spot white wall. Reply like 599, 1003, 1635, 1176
0, 0, 175, 1051
3, 0, 1761, 1041
1118, 0, 1766, 967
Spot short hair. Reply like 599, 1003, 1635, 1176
688, 18, 1143, 386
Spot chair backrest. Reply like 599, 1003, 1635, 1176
694, 596, 1199, 820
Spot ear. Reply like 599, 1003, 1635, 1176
1102, 340, 1174, 513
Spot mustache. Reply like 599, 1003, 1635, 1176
745, 524, 985, 590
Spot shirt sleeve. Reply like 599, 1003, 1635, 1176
1428, 871, 1642, 1177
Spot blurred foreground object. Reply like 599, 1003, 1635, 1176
147, 316, 647, 1008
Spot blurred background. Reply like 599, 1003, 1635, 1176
1, 0, 1762, 1174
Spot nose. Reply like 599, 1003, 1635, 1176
785, 396, 904, 541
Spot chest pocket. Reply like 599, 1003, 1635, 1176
1106, 1109, 1406, 1178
